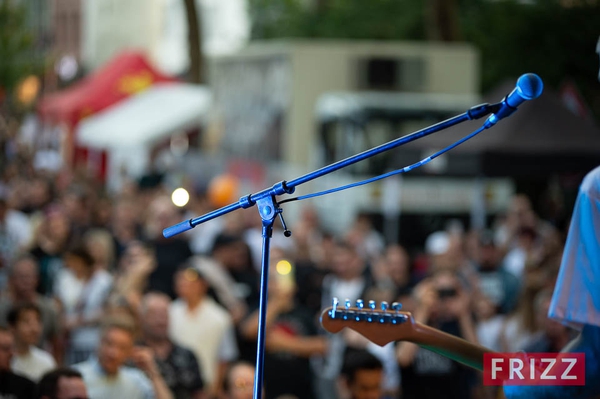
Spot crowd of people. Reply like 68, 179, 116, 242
0, 113, 577, 399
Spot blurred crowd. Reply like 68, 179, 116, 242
0, 113, 577, 399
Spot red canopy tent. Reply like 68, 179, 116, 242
37, 50, 176, 178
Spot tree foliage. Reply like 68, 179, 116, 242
248, 0, 600, 118
249, 0, 425, 40
0, 1, 37, 94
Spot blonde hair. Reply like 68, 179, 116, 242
83, 228, 116, 268
100, 313, 138, 340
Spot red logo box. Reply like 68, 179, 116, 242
483, 353, 585, 386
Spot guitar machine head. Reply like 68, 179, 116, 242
320, 297, 416, 346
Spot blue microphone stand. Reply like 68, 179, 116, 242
163, 102, 494, 399
163, 73, 542, 399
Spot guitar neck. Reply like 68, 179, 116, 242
319, 303, 495, 372
409, 321, 493, 371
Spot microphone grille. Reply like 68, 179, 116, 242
517, 73, 544, 100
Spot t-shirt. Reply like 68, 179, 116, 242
476, 268, 520, 314
263, 305, 318, 399
549, 165, 600, 330
169, 298, 237, 386
400, 319, 476, 399
155, 344, 204, 399
74, 357, 155, 399
148, 238, 193, 299
0, 371, 36, 399
11, 345, 56, 382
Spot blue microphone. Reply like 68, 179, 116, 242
484, 73, 544, 128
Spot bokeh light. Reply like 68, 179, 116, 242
208, 174, 239, 208
171, 187, 190, 207
276, 260, 292, 275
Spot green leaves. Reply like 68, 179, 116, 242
0, 0, 37, 93
248, 0, 425, 40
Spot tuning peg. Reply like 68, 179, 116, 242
381, 301, 389, 311
345, 299, 351, 309
356, 299, 364, 309
392, 302, 402, 312
331, 297, 339, 317
368, 300, 376, 310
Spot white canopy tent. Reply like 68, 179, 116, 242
76, 82, 212, 191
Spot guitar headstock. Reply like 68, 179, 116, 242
320, 298, 416, 346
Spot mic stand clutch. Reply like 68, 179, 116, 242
162, 73, 542, 399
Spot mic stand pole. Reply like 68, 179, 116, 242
163, 102, 498, 399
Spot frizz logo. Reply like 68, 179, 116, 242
483, 353, 585, 386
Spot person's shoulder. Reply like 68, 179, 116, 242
580, 165, 600, 197
95, 269, 114, 283
171, 343, 199, 362
170, 298, 186, 311
30, 346, 56, 365
203, 298, 233, 324
8, 371, 36, 388
72, 359, 95, 376
35, 295, 59, 313
121, 365, 151, 381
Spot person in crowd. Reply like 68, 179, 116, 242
60, 244, 113, 365
169, 264, 238, 398
472, 292, 506, 352
290, 205, 325, 265
37, 367, 89, 399
139, 292, 205, 399
74, 315, 173, 399
223, 361, 257, 399
472, 230, 520, 314
339, 349, 384, 399
522, 288, 575, 353
20, 176, 54, 219
83, 228, 117, 272
144, 195, 193, 299
344, 213, 385, 264
314, 239, 374, 399
7, 303, 56, 382
0, 255, 62, 360
184, 185, 225, 256
0, 326, 37, 398
59, 184, 93, 239
109, 196, 143, 260
108, 240, 157, 312
293, 231, 334, 317
0, 191, 32, 278
240, 247, 327, 399
28, 203, 72, 296
210, 233, 259, 313
397, 269, 478, 399
494, 194, 555, 256
90, 194, 113, 229
496, 262, 555, 353
368, 243, 415, 306
423, 231, 476, 288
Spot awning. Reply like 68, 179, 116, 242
38, 50, 175, 127
76, 82, 212, 149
